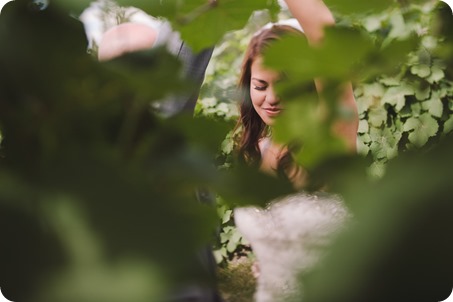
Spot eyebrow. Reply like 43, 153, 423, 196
251, 78, 268, 84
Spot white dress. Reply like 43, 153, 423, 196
234, 192, 350, 302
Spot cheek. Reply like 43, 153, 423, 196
250, 89, 264, 109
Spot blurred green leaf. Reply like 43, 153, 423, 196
151, 0, 277, 52
273, 99, 348, 168
265, 27, 374, 81
324, 0, 394, 15
300, 138, 453, 302
218, 164, 294, 208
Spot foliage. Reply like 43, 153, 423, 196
351, 1, 453, 176
0, 0, 452, 301
196, 0, 453, 263
297, 134, 453, 302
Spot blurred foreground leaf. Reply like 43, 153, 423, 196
298, 136, 453, 302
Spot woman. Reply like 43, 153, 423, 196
233, 23, 354, 302
234, 22, 311, 190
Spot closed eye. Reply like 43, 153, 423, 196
253, 85, 266, 91
251, 78, 268, 91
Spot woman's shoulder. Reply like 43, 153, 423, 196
258, 137, 285, 175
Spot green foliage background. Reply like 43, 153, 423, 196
196, 0, 453, 263
0, 0, 452, 301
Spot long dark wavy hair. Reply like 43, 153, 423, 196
234, 24, 304, 166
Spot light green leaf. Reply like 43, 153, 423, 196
422, 91, 443, 118
381, 84, 413, 111
414, 84, 431, 101
356, 83, 385, 114
362, 82, 386, 97
358, 119, 369, 134
443, 116, 453, 134
410, 64, 431, 78
213, 249, 224, 264
426, 66, 444, 84
421, 36, 438, 50
368, 107, 387, 127
404, 114, 439, 147
411, 103, 422, 117
357, 138, 370, 156
379, 75, 402, 86
387, 10, 409, 40
222, 210, 232, 224
369, 127, 401, 160
362, 15, 385, 32
367, 160, 386, 179
360, 133, 371, 144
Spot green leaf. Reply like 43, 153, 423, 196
422, 91, 443, 118
324, 0, 393, 15
411, 102, 422, 117
362, 15, 385, 32
379, 75, 403, 87
410, 64, 431, 78
404, 114, 439, 147
213, 249, 224, 264
367, 160, 386, 179
357, 138, 370, 156
355, 83, 385, 115
220, 231, 230, 244
381, 84, 413, 111
426, 65, 444, 83
219, 165, 294, 208
172, 0, 273, 52
387, 10, 409, 40
369, 126, 401, 160
358, 119, 369, 134
360, 133, 371, 144
368, 107, 387, 128
414, 84, 430, 101
444, 116, 453, 134
222, 210, 232, 224
265, 27, 374, 81
364, 35, 419, 80
272, 99, 348, 168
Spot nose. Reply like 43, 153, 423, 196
266, 85, 281, 105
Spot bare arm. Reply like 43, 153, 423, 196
98, 23, 157, 61
283, 0, 335, 45
284, 0, 358, 152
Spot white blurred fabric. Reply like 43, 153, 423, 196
234, 192, 350, 302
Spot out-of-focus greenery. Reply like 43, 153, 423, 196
0, 0, 452, 301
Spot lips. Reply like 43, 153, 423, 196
263, 108, 282, 117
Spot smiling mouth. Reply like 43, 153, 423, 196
264, 108, 282, 116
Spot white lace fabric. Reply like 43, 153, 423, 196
234, 192, 350, 302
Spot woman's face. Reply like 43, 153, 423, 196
250, 56, 282, 126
